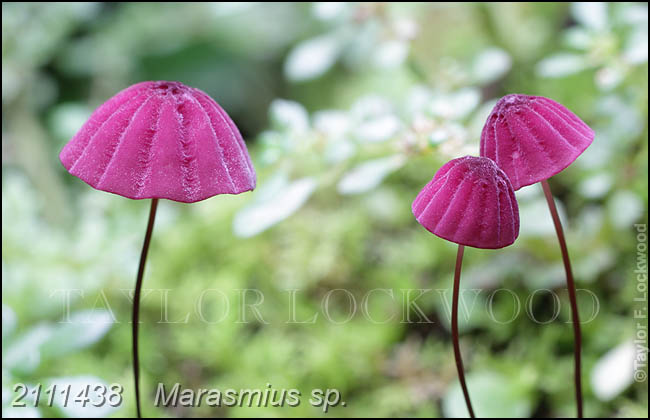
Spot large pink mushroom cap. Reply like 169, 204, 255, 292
60, 81, 256, 203
412, 156, 519, 249
480, 94, 594, 190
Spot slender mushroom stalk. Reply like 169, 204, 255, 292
480, 94, 594, 418
59, 81, 256, 417
451, 244, 474, 418
412, 156, 520, 418
132, 198, 158, 418
541, 179, 582, 417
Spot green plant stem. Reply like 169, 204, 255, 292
452, 244, 475, 418
133, 198, 158, 418
541, 180, 583, 418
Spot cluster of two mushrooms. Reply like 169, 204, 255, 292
412, 94, 593, 418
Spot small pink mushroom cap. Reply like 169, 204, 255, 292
480, 94, 594, 190
60, 81, 256, 203
412, 156, 519, 249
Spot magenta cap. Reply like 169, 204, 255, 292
480, 94, 594, 191
412, 156, 520, 249
60, 81, 256, 203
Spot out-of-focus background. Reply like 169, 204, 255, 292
2, 2, 648, 418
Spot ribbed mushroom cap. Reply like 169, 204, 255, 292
60, 81, 256, 203
412, 156, 519, 249
480, 94, 594, 190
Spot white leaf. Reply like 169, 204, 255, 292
536, 53, 588, 78
624, 27, 649, 64
40, 310, 114, 358
517, 195, 569, 237
233, 176, 317, 237
356, 114, 401, 143
393, 18, 419, 40
49, 103, 92, 142
269, 99, 309, 133
571, 2, 608, 30
325, 139, 355, 164
373, 40, 409, 69
337, 156, 405, 195
563, 28, 593, 50
312, 2, 347, 21
313, 110, 351, 138
429, 127, 449, 145
404, 85, 433, 115
211, 2, 258, 17
351, 95, 393, 120
617, 3, 648, 26
430, 88, 481, 120
428, 122, 465, 146
578, 173, 613, 199
4, 325, 53, 374
591, 341, 636, 401
1, 407, 41, 418
472, 48, 512, 84
608, 191, 644, 229
284, 34, 341, 82
2, 304, 16, 339
595, 66, 624, 91
443, 371, 533, 418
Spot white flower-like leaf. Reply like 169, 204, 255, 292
571, 2, 608, 31
234, 175, 317, 237
536, 53, 589, 78
284, 34, 342, 82
337, 155, 405, 195
269, 99, 310, 133
356, 114, 402, 143
430, 88, 481, 120
472, 48, 512, 84
591, 341, 636, 401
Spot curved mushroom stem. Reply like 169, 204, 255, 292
133, 198, 159, 418
452, 244, 475, 418
541, 180, 583, 418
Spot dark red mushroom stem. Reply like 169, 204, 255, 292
451, 245, 475, 418
132, 198, 159, 418
541, 180, 582, 418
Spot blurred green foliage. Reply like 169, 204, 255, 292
2, 2, 648, 418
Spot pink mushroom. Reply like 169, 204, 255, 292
412, 155, 520, 418
480, 94, 594, 418
60, 81, 256, 417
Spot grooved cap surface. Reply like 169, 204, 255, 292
480, 94, 594, 190
60, 81, 256, 203
412, 156, 520, 249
